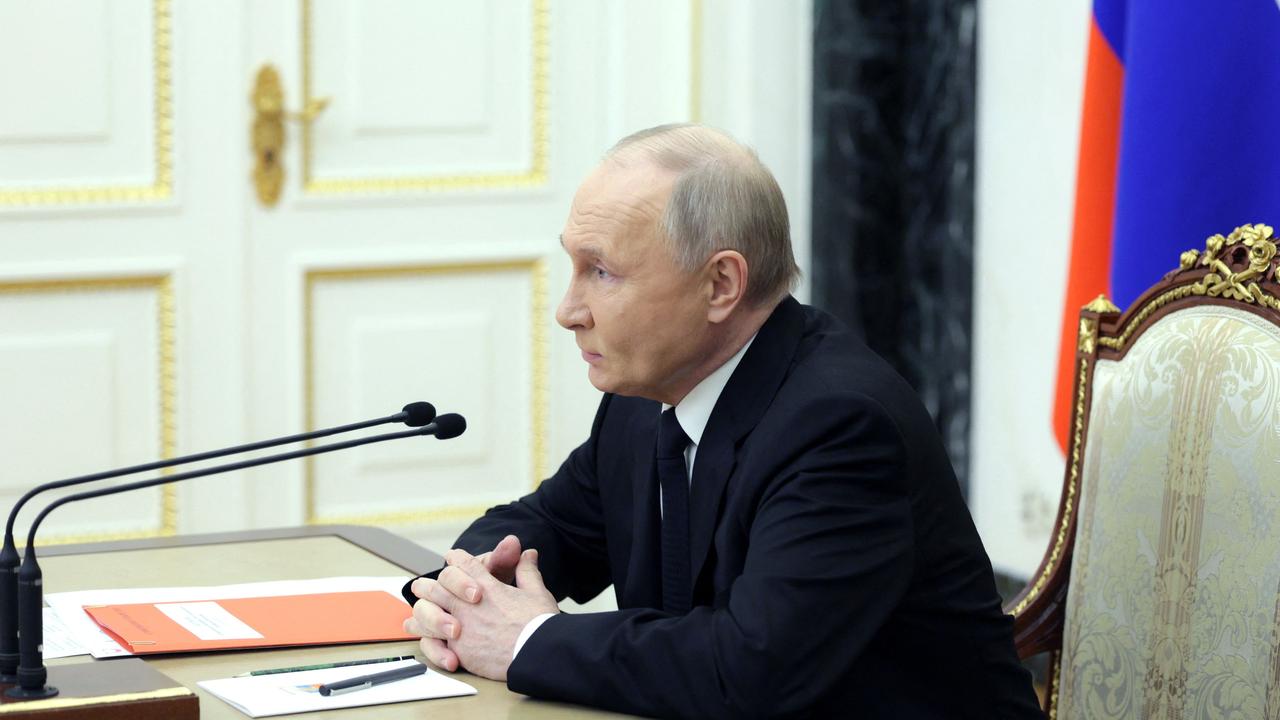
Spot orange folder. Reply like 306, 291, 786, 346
83, 590, 415, 655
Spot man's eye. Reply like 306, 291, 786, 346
593, 266, 612, 280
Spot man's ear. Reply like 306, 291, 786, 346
705, 250, 749, 323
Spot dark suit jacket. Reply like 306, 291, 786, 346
404, 297, 1042, 719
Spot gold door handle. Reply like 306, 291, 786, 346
251, 64, 330, 207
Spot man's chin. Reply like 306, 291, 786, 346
586, 368, 635, 397
586, 368, 614, 394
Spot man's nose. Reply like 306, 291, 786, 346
556, 282, 591, 330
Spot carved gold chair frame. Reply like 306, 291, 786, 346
1002, 223, 1280, 716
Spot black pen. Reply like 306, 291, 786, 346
318, 661, 427, 697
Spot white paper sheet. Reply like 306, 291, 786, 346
157, 601, 265, 641
41, 607, 88, 659
45, 576, 411, 658
198, 660, 476, 718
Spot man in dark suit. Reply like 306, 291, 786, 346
402, 124, 1042, 718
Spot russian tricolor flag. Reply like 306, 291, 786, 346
1053, 0, 1280, 449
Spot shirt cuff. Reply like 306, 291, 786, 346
512, 612, 556, 660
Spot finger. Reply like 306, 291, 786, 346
410, 575, 458, 602
410, 576, 433, 600
486, 535, 523, 578
444, 548, 503, 589
437, 564, 483, 604
403, 614, 456, 642
419, 637, 459, 672
413, 578, 456, 614
427, 579, 479, 624
403, 615, 429, 637
514, 548, 547, 591
411, 596, 460, 640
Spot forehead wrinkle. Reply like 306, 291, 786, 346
571, 196, 661, 235
560, 231, 607, 263
564, 208, 655, 266
562, 161, 676, 270
571, 167, 669, 230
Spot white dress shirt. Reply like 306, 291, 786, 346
512, 335, 756, 660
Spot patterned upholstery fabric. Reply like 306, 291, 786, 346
1057, 305, 1280, 718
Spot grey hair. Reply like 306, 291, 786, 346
605, 123, 800, 306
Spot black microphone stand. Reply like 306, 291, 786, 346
9, 417, 462, 699
0, 402, 434, 685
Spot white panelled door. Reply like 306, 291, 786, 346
0, 0, 811, 552
0, 0, 247, 544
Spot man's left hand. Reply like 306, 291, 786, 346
428, 546, 559, 681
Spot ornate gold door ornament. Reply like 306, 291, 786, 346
250, 64, 329, 207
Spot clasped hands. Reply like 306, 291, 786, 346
403, 535, 558, 681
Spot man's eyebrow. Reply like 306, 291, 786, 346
559, 236, 606, 260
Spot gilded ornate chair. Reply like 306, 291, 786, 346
1006, 224, 1280, 718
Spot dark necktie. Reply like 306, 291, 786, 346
657, 407, 692, 615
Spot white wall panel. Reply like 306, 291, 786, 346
0, 0, 159, 189
351, 2, 491, 133
0, 0, 109, 143
602, 0, 694, 138
307, 265, 536, 524
309, 0, 535, 179
0, 280, 169, 540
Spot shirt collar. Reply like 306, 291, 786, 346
664, 334, 757, 446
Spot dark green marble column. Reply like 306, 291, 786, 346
811, 0, 977, 495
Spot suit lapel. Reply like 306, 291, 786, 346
687, 297, 807, 588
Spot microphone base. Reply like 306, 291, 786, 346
0, 658, 195, 718
4, 684, 57, 700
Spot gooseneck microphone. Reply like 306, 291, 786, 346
10, 412, 465, 699
0, 402, 436, 687
429, 413, 466, 439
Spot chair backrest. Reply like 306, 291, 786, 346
1006, 224, 1280, 718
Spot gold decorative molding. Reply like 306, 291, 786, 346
156, 275, 179, 535
0, 275, 178, 543
1076, 317, 1098, 354
1098, 286, 1191, 351
1194, 223, 1277, 303
303, 260, 550, 525
0, 0, 173, 206
530, 259, 549, 486
299, 0, 550, 195
308, 504, 498, 529
1100, 223, 1280, 351
1011, 359, 1088, 617
1047, 649, 1062, 719
1083, 294, 1119, 314
1077, 292, 1121, 356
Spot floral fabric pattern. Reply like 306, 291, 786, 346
1058, 306, 1280, 719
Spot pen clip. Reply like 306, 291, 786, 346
322, 681, 372, 697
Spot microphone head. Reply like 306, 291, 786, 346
401, 402, 436, 427
432, 413, 467, 440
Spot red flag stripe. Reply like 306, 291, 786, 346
1053, 17, 1124, 452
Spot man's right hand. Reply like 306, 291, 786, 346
403, 535, 524, 670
